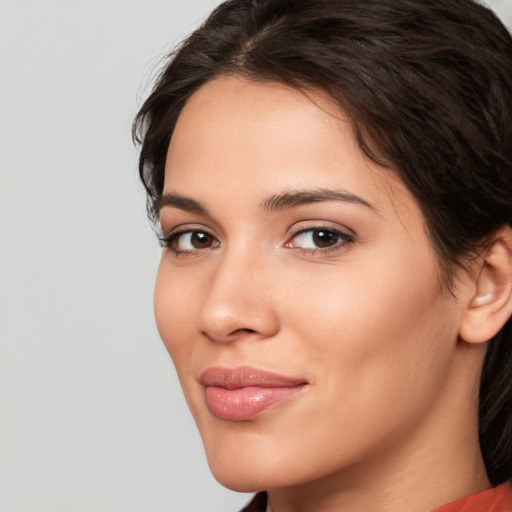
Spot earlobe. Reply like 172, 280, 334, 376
459, 226, 512, 344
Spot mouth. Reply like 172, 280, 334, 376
200, 366, 308, 421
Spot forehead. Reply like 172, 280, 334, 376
164, 75, 416, 220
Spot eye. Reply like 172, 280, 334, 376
286, 227, 353, 251
159, 229, 220, 253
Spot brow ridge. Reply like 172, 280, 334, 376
156, 193, 207, 215
261, 188, 374, 212
156, 188, 374, 217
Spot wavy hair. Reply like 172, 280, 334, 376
133, 0, 512, 484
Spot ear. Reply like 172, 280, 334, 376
459, 226, 512, 344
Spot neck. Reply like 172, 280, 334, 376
267, 343, 490, 512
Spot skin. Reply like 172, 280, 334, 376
154, 76, 492, 512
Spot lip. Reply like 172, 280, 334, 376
200, 366, 308, 421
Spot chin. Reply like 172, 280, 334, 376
201, 433, 295, 492
205, 453, 268, 492
209, 462, 305, 493
212, 472, 268, 494
202, 432, 327, 493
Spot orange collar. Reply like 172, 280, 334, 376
431, 481, 512, 512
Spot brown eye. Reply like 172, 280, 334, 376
168, 230, 220, 252
287, 227, 353, 251
189, 231, 215, 249
312, 229, 340, 248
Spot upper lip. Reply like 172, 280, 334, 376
200, 366, 307, 389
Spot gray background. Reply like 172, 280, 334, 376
1, 1, 511, 511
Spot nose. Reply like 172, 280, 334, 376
196, 250, 280, 343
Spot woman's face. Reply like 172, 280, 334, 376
155, 76, 468, 491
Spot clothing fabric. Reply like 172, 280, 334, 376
239, 481, 512, 512
430, 481, 512, 512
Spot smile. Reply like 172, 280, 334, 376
200, 366, 309, 421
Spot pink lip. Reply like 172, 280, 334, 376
200, 366, 308, 421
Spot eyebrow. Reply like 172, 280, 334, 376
261, 189, 374, 212
156, 188, 374, 216
156, 193, 207, 215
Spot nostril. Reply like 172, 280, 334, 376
202, 327, 259, 343
228, 328, 258, 338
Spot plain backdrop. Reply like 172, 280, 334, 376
1, 1, 511, 511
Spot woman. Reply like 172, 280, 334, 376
133, 0, 512, 510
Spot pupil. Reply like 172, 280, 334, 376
192, 232, 211, 248
313, 230, 337, 248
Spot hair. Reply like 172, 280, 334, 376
133, 0, 512, 485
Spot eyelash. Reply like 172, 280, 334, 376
158, 226, 354, 256
158, 227, 219, 254
285, 227, 354, 255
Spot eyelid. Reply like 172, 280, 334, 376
158, 223, 220, 252
159, 222, 215, 236
286, 220, 355, 238
284, 221, 355, 252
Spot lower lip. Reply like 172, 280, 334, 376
205, 385, 306, 421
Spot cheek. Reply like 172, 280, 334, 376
281, 252, 458, 412
154, 261, 212, 429
153, 262, 196, 371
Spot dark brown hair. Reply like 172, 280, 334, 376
133, 0, 512, 485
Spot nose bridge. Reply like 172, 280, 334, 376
197, 242, 278, 342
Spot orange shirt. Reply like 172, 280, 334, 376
431, 481, 512, 512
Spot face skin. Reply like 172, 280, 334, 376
155, 76, 490, 512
